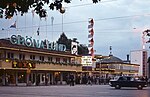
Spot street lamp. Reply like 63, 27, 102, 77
59, 7, 65, 33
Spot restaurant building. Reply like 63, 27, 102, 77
95, 55, 139, 78
0, 35, 82, 86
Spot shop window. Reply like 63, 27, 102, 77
0, 72, 2, 84
39, 56, 44, 61
7, 52, 14, 59
18, 72, 26, 83
19, 54, 25, 60
42, 74, 45, 82
48, 57, 53, 62
32, 74, 36, 83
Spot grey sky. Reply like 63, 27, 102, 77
1, 0, 150, 60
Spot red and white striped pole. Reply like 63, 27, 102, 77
88, 18, 94, 59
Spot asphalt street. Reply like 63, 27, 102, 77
0, 85, 150, 97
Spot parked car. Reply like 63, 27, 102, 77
109, 76, 147, 89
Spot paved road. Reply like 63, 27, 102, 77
0, 85, 150, 97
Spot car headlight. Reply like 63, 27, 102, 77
109, 82, 112, 85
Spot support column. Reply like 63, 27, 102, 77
15, 72, 18, 86
51, 72, 54, 85
26, 73, 29, 86
45, 73, 48, 85
60, 72, 63, 84
40, 74, 42, 85
48, 73, 50, 85
33, 73, 36, 85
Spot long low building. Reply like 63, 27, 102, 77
0, 35, 141, 86
95, 55, 139, 78
0, 35, 82, 86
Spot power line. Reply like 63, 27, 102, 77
3, 12, 149, 30
0, 27, 135, 34
66, 0, 118, 8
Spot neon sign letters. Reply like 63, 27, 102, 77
10, 35, 66, 51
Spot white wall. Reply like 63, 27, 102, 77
130, 50, 143, 76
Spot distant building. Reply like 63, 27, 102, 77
130, 50, 148, 77
95, 55, 139, 78
147, 57, 150, 78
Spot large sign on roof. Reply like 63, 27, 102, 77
10, 35, 66, 51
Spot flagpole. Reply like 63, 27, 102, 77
32, 10, 34, 37
25, 13, 26, 37
16, 15, 18, 35
8, 19, 11, 37
38, 19, 41, 40
46, 16, 47, 41
7, 20, 9, 37
51, 16, 54, 42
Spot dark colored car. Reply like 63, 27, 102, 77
109, 76, 147, 89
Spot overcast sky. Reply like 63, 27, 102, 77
1, 0, 150, 60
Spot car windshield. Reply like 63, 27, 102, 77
130, 77, 135, 81
113, 76, 120, 81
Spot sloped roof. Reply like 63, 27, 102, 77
100, 55, 123, 63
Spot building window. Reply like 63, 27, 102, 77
30, 55, 35, 60
48, 57, 53, 62
18, 72, 26, 83
56, 58, 60, 63
63, 58, 67, 63
39, 56, 44, 61
19, 54, 25, 60
0, 53, 1, 59
7, 52, 14, 59
68, 59, 71, 63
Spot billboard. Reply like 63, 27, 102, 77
81, 56, 92, 66
71, 42, 78, 55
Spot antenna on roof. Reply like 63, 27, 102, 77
109, 46, 113, 56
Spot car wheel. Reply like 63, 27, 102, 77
115, 84, 121, 89
137, 85, 143, 90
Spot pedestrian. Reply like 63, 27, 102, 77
86, 76, 92, 85
55, 76, 58, 85
45, 77, 48, 86
69, 74, 74, 86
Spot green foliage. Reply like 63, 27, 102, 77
0, 0, 101, 19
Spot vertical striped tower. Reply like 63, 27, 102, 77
88, 18, 94, 58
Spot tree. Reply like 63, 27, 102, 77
0, 0, 101, 19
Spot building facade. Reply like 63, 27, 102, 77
130, 50, 148, 77
95, 55, 139, 78
0, 36, 82, 86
